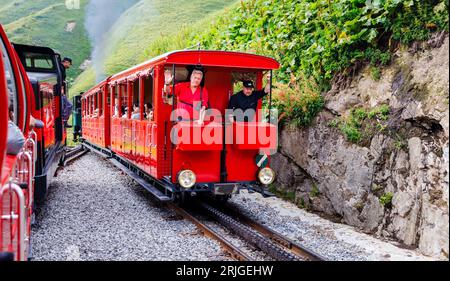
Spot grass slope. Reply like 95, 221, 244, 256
1, 0, 91, 81
70, 0, 236, 96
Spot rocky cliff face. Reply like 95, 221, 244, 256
272, 33, 449, 259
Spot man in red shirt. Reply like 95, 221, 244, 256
163, 66, 209, 125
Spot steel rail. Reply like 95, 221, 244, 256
64, 145, 88, 165
219, 204, 327, 261
198, 202, 302, 261
169, 204, 252, 261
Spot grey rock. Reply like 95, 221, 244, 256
273, 35, 449, 259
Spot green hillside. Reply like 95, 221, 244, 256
72, 0, 448, 125
1, 0, 91, 81
70, 0, 237, 95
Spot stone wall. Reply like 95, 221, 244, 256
272, 34, 449, 259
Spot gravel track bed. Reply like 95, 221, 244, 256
31, 153, 227, 261
229, 191, 434, 261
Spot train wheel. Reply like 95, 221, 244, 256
214, 195, 230, 205
174, 192, 191, 206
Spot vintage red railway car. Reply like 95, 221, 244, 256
0, 25, 36, 261
1, 24, 67, 261
82, 50, 279, 202
13, 43, 68, 202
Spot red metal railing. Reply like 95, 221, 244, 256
1, 131, 36, 261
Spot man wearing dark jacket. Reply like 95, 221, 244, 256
227, 74, 271, 123
60, 57, 73, 127
60, 57, 72, 82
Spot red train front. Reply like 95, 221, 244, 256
81, 51, 279, 202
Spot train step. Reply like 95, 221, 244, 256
109, 158, 171, 202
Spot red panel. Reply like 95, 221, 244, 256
226, 142, 259, 182
172, 150, 221, 183
1, 156, 16, 186
203, 69, 232, 115
173, 122, 222, 151
234, 122, 278, 150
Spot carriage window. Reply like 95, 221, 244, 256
98, 91, 103, 116
164, 66, 190, 83
21, 52, 56, 72
94, 93, 99, 117
162, 66, 195, 106
111, 85, 118, 117
142, 75, 154, 121
1, 38, 19, 124
130, 79, 141, 120
120, 84, 128, 118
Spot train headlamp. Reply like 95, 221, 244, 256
258, 168, 275, 185
178, 170, 197, 189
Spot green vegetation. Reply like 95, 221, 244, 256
380, 192, 394, 207
1, 0, 91, 81
298, 198, 307, 209
310, 184, 320, 198
191, 0, 448, 85
271, 79, 325, 126
393, 133, 408, 150
370, 67, 382, 81
268, 185, 296, 202
332, 104, 391, 144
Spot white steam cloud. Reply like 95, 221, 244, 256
85, 0, 138, 82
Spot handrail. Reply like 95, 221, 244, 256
24, 137, 36, 178
1, 180, 26, 261
28, 130, 37, 160
15, 151, 33, 207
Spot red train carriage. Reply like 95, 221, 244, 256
82, 51, 279, 202
0, 25, 37, 261
13, 44, 67, 202
1, 24, 67, 261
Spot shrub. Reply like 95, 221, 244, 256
338, 105, 391, 143
380, 192, 394, 207
272, 77, 324, 126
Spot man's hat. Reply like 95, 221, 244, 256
243, 80, 255, 88
63, 57, 72, 64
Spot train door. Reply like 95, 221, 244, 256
130, 79, 139, 164
141, 74, 155, 176
93, 92, 98, 145
117, 83, 126, 156
103, 84, 110, 148
110, 84, 118, 152
98, 90, 104, 146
